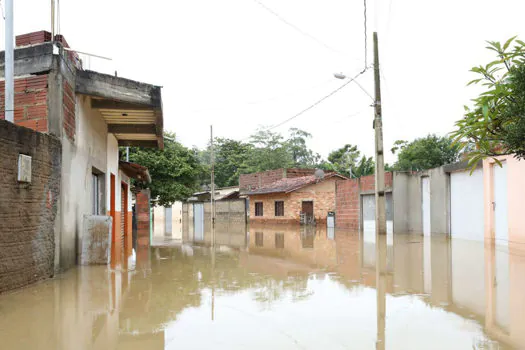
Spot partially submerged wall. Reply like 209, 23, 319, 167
0, 119, 61, 293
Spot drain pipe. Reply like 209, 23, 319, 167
5, 0, 14, 123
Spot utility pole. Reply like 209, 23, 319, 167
373, 31, 387, 350
210, 125, 215, 233
373, 31, 386, 237
5, 0, 14, 123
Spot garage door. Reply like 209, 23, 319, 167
450, 169, 484, 241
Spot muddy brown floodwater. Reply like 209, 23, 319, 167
0, 223, 523, 349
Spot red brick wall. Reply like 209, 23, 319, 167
285, 168, 316, 178
62, 79, 76, 141
240, 169, 284, 191
335, 179, 360, 230
359, 172, 393, 192
136, 189, 151, 247
240, 168, 317, 191
15, 31, 52, 46
0, 75, 49, 132
335, 172, 393, 229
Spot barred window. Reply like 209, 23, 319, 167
255, 202, 264, 217
275, 201, 284, 217
275, 233, 284, 248
255, 232, 264, 247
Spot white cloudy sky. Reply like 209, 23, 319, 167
5, 0, 525, 163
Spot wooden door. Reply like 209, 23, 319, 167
121, 183, 127, 254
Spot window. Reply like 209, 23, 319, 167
275, 201, 284, 217
255, 232, 264, 247
92, 168, 105, 215
255, 202, 264, 217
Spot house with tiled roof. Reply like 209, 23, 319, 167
245, 171, 347, 224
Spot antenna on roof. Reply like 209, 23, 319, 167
314, 169, 325, 182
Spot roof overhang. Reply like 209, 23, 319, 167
76, 70, 164, 149
119, 161, 152, 183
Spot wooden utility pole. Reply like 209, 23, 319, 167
373, 31, 387, 350
373, 31, 386, 237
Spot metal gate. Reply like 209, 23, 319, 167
165, 207, 172, 236
193, 203, 204, 241
450, 169, 484, 241
422, 177, 431, 236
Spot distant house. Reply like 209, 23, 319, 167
239, 168, 317, 194
187, 186, 240, 202
246, 173, 347, 224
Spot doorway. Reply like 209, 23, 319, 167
121, 182, 129, 256
301, 201, 314, 225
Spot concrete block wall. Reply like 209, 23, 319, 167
0, 119, 61, 293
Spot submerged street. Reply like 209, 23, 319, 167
0, 224, 520, 349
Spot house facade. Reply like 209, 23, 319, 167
246, 173, 346, 224
0, 31, 163, 273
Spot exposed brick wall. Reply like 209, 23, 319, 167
248, 178, 337, 224
240, 169, 284, 192
0, 75, 49, 132
334, 172, 393, 229
136, 189, 151, 247
359, 172, 393, 192
240, 168, 317, 192
15, 31, 52, 47
63, 79, 76, 141
335, 179, 360, 230
285, 168, 316, 178
0, 119, 61, 293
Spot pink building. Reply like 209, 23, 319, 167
483, 155, 525, 250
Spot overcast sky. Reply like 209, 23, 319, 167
5, 0, 525, 163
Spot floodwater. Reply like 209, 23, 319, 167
1, 224, 524, 350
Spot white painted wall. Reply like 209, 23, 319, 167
153, 201, 183, 239
450, 168, 484, 241
60, 95, 110, 269
107, 134, 120, 213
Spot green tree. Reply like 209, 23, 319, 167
286, 128, 321, 168
245, 129, 293, 172
392, 134, 462, 171
211, 138, 252, 187
323, 144, 374, 178
451, 37, 525, 166
126, 132, 205, 206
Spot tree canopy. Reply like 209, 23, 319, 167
451, 37, 525, 165
126, 132, 205, 206
319, 144, 375, 178
391, 134, 462, 171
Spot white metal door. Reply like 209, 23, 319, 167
165, 207, 172, 235
494, 162, 508, 245
193, 203, 204, 242
422, 177, 431, 236
450, 169, 484, 241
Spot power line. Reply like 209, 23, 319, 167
252, 0, 345, 56
258, 68, 371, 135
363, 0, 368, 69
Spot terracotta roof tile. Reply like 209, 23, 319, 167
246, 173, 346, 195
